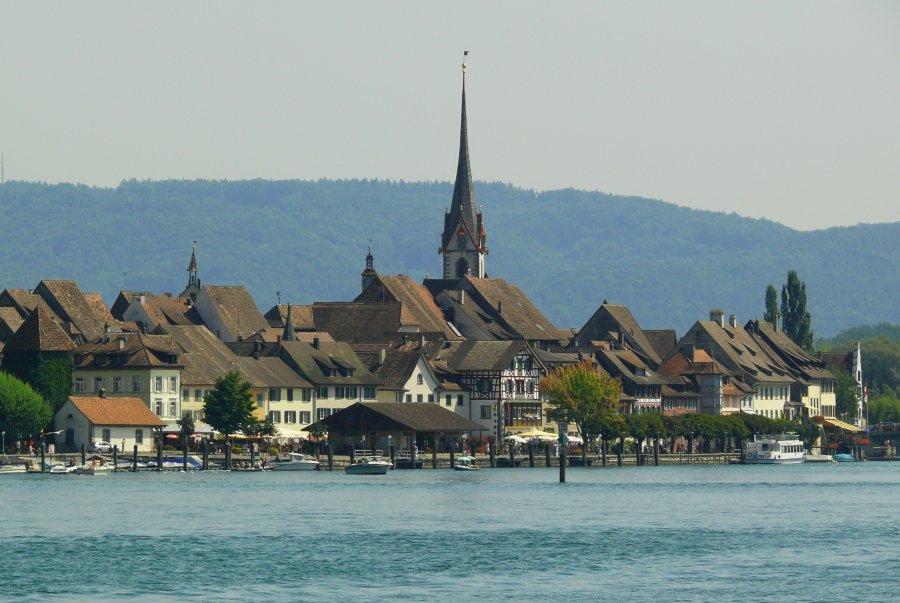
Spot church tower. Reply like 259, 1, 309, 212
439, 54, 487, 279
361, 242, 377, 292
180, 241, 202, 301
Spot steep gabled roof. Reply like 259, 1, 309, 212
643, 329, 677, 361
748, 320, 836, 381
0, 307, 25, 344
3, 305, 76, 352
374, 350, 429, 391
355, 274, 462, 340
33, 280, 110, 341
278, 341, 381, 386
0, 288, 57, 319
433, 339, 542, 373
202, 285, 268, 340
73, 332, 182, 369
264, 304, 315, 330
111, 291, 152, 320
67, 396, 165, 427
156, 324, 260, 387
310, 302, 404, 343
574, 303, 661, 367
128, 293, 201, 329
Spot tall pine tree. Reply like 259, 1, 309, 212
780, 270, 813, 350
763, 284, 779, 328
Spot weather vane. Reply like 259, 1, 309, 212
462, 50, 469, 73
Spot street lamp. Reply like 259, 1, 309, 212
1, 431, 5, 454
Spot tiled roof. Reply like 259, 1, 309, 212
574, 303, 662, 367
464, 277, 563, 341
596, 348, 674, 386
129, 293, 202, 329
375, 350, 424, 390
73, 332, 181, 369
433, 339, 539, 372
33, 280, 112, 341
202, 286, 268, 340
249, 328, 334, 344
0, 307, 25, 344
157, 325, 269, 387
0, 288, 57, 319
252, 356, 312, 389
310, 302, 403, 343
67, 396, 165, 427
3, 305, 76, 352
355, 275, 462, 340
747, 320, 836, 381
643, 329, 677, 360
278, 341, 381, 386
264, 304, 315, 330
110, 291, 151, 320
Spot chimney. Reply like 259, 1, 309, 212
497, 300, 502, 315
618, 331, 625, 345
729, 314, 737, 328
117, 336, 125, 350
420, 335, 425, 349
312, 337, 320, 350
379, 348, 387, 365
402, 335, 408, 345
459, 290, 465, 304
98, 387, 106, 399
710, 309, 724, 327
139, 295, 146, 304
253, 341, 262, 360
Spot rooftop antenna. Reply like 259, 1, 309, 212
276, 290, 282, 305
123, 271, 127, 289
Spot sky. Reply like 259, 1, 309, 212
1, 1, 898, 230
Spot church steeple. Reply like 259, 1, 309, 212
361, 241, 377, 292
282, 304, 297, 342
439, 52, 487, 279
180, 241, 202, 301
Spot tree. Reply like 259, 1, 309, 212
781, 270, 813, 350
541, 361, 622, 446
1, 352, 73, 413
202, 371, 254, 438
626, 413, 663, 465
764, 284, 779, 328
0, 371, 52, 439
834, 369, 861, 421
177, 411, 195, 446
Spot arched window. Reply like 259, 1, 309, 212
416, 374, 423, 385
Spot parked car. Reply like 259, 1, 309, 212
89, 441, 113, 453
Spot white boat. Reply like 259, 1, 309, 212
345, 450, 391, 475
272, 452, 319, 471
49, 462, 79, 474
0, 461, 27, 474
454, 455, 479, 471
75, 461, 110, 475
745, 433, 805, 464
804, 453, 835, 463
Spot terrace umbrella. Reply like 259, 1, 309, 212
504, 435, 527, 444
514, 428, 558, 440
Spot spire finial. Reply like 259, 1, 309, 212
462, 50, 468, 73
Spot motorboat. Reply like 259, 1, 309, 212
453, 455, 479, 471
744, 433, 805, 464
0, 461, 27, 474
804, 453, 835, 463
146, 455, 204, 470
75, 460, 110, 475
833, 453, 856, 462
272, 452, 319, 471
49, 461, 79, 474
345, 450, 391, 475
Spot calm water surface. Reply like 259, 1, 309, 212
1, 463, 898, 602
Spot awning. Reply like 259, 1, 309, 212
819, 417, 863, 433
276, 427, 309, 439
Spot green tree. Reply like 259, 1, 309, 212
781, 270, 813, 350
0, 371, 53, 439
541, 361, 622, 446
764, 284, 779, 328
1, 352, 73, 413
868, 395, 900, 424
626, 413, 663, 465
834, 369, 861, 421
177, 411, 195, 446
202, 371, 254, 438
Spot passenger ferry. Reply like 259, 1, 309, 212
744, 433, 805, 464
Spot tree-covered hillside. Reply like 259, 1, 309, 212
0, 179, 897, 337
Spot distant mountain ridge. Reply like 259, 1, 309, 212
0, 179, 897, 338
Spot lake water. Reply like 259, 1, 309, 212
2, 463, 897, 602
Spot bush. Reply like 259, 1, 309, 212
267, 446, 279, 455
232, 446, 243, 454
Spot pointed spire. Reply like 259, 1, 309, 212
450, 57, 478, 238
282, 304, 296, 341
187, 241, 199, 273
361, 240, 377, 293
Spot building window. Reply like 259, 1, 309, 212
155, 376, 164, 392
183, 389, 189, 400
102, 428, 111, 442
480, 405, 492, 419
169, 399, 177, 417
287, 389, 294, 402
256, 394, 265, 408
505, 380, 513, 395
195, 389, 203, 401
154, 399, 163, 416
75, 378, 85, 393
335, 387, 346, 399
269, 388, 281, 402
417, 394, 423, 403
317, 408, 330, 420
94, 377, 105, 392
135, 429, 143, 444
300, 411, 311, 424
284, 411, 296, 424
346, 387, 358, 399
318, 387, 328, 399
269, 411, 282, 423
457, 394, 464, 407
516, 380, 525, 395
170, 376, 178, 393
405, 394, 412, 403
363, 386, 376, 399
416, 374, 424, 385
193, 410, 204, 421
427, 394, 434, 403
445, 394, 452, 406
302, 389, 312, 402
112, 377, 122, 393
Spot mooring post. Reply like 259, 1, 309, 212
508, 444, 515, 468
389, 444, 395, 469
202, 440, 209, 471
449, 447, 455, 469
132, 444, 138, 472
616, 437, 623, 467
113, 445, 117, 473
559, 444, 566, 483
249, 442, 255, 469
410, 443, 417, 469
432, 446, 437, 469
528, 443, 535, 468
326, 443, 334, 471
489, 441, 496, 468
349, 444, 356, 465
182, 442, 188, 472
40, 444, 45, 473
81, 443, 86, 466
156, 443, 162, 472
654, 433, 660, 466
544, 445, 551, 468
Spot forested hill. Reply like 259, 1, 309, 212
0, 179, 897, 338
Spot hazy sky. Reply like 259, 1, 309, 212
2, 1, 898, 230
